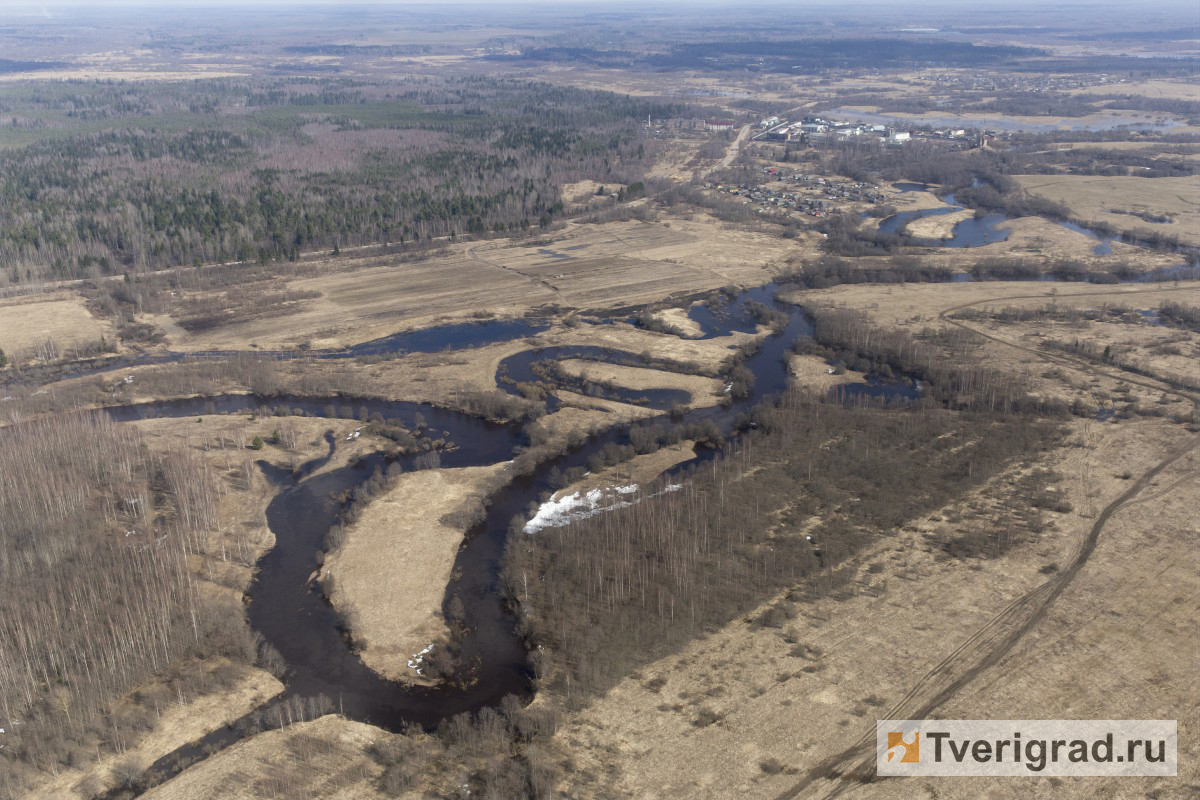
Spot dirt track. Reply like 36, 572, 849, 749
774, 286, 1200, 800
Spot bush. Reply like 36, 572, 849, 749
760, 757, 786, 774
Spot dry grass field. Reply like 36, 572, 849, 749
1014, 175, 1200, 245
882, 186, 953, 212
557, 418, 1198, 800
33, 668, 283, 800
1044, 140, 1200, 153
555, 359, 724, 407
139, 716, 392, 800
552, 318, 763, 368
990, 216, 1173, 265
646, 139, 711, 182
323, 463, 511, 682
781, 280, 1200, 329
0, 291, 115, 360
649, 307, 705, 338
832, 106, 1184, 132
161, 216, 787, 352
788, 354, 868, 393
783, 280, 1200, 412
1070, 79, 1200, 101
904, 209, 974, 239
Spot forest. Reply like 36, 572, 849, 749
0, 78, 679, 284
0, 414, 260, 798
504, 386, 1062, 704
653, 39, 1041, 70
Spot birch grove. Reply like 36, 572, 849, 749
0, 414, 242, 794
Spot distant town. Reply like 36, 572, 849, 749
651, 113, 987, 148
752, 115, 980, 146
706, 170, 887, 217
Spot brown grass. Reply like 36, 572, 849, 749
555, 358, 722, 407
323, 464, 510, 682
0, 292, 115, 358
1070, 79, 1200, 101
139, 716, 390, 800
788, 354, 868, 392
781, 280, 1200, 330
155, 215, 787, 352
33, 668, 283, 800
904, 209, 973, 239
651, 307, 705, 338
1014, 175, 1200, 245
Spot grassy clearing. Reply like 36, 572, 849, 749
0, 293, 115, 359
1014, 174, 1200, 244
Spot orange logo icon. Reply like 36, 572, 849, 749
887, 731, 919, 763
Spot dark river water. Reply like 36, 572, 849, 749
876, 190, 1011, 247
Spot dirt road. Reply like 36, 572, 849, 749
707, 124, 751, 175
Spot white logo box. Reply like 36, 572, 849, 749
877, 720, 1177, 777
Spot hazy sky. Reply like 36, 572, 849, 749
12, 0, 1192, 5
4, 0, 1197, 16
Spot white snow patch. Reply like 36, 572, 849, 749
524, 483, 682, 534
407, 642, 435, 675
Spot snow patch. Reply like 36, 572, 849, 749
524, 482, 682, 534
407, 643, 434, 675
